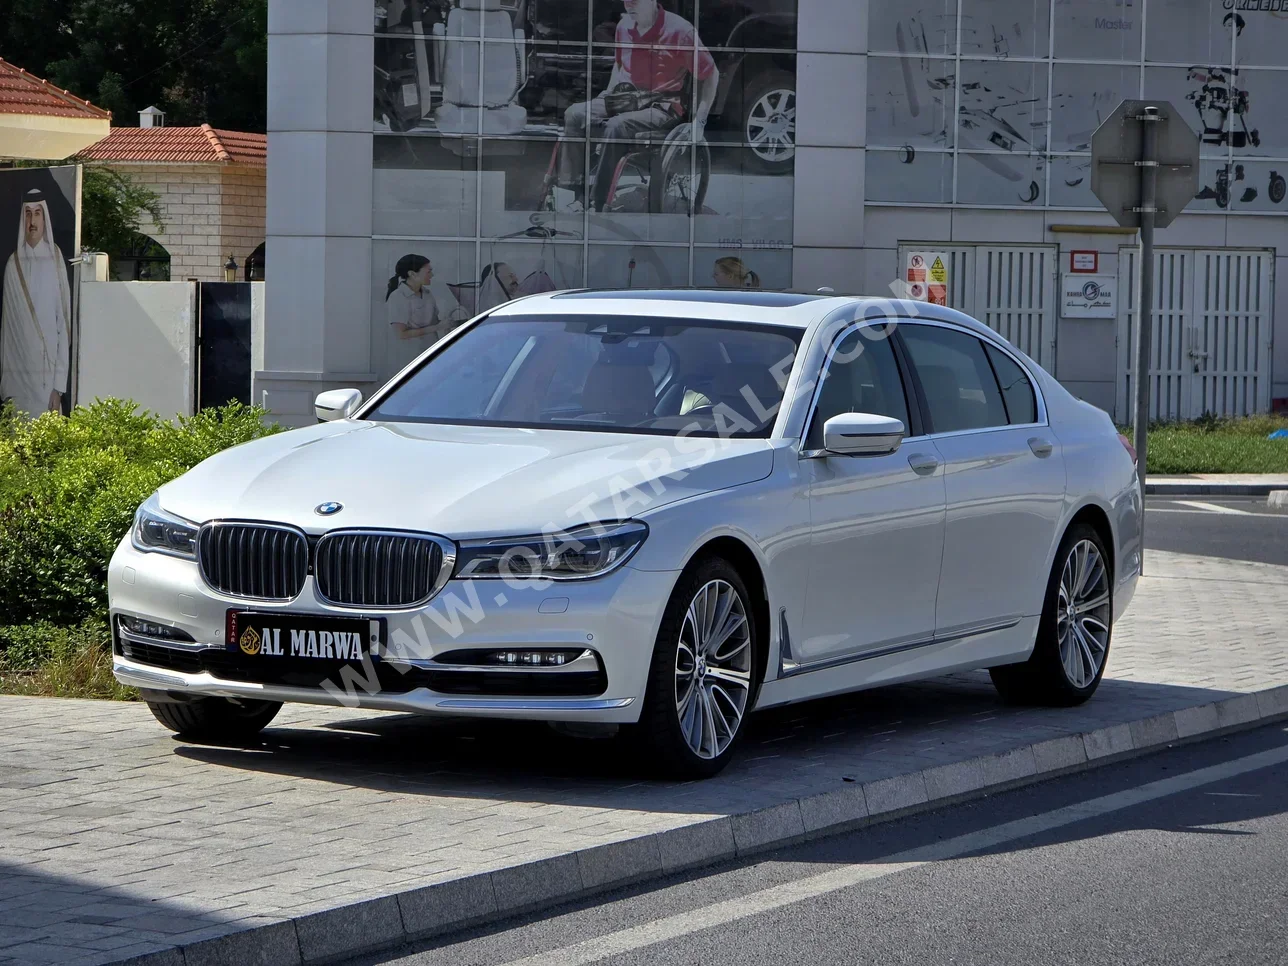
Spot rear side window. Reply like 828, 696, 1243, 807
900, 325, 1008, 433
984, 344, 1037, 425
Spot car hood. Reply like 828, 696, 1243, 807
158, 420, 775, 537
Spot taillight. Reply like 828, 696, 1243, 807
1118, 433, 1137, 466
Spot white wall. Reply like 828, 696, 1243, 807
77, 281, 197, 419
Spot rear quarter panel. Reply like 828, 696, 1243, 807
1043, 376, 1142, 622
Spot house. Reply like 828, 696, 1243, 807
76, 111, 266, 281
0, 57, 110, 160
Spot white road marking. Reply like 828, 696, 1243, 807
1173, 500, 1254, 515
1204, 791, 1260, 798
501, 741, 1288, 966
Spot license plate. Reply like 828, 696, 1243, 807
226, 611, 385, 662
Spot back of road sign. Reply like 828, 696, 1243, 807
1091, 99, 1200, 230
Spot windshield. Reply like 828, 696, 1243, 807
365, 315, 802, 438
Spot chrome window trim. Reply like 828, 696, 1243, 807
895, 319, 1049, 433
314, 528, 458, 611
196, 520, 310, 602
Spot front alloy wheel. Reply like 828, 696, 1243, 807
674, 579, 752, 760
635, 557, 759, 777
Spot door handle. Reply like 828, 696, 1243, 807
1028, 437, 1054, 459
907, 453, 940, 476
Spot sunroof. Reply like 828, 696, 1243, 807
553, 289, 827, 308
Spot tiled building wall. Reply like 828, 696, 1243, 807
220, 167, 268, 273
106, 163, 266, 281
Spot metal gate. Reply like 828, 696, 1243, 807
197, 282, 253, 411
898, 244, 1057, 371
1117, 248, 1274, 422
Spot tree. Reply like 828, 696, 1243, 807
80, 167, 165, 256
0, 0, 268, 133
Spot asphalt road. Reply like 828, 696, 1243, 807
343, 724, 1288, 966
1146, 496, 1288, 566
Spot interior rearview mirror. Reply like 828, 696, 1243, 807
822, 412, 905, 457
315, 388, 363, 423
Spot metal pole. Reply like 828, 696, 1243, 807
1134, 106, 1161, 575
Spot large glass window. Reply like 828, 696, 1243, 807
373, 0, 798, 382
866, 0, 1288, 210
367, 313, 802, 438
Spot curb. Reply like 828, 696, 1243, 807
1145, 481, 1288, 496
115, 684, 1288, 966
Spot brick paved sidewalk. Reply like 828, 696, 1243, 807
1, 549, 1286, 966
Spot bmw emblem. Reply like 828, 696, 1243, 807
315, 501, 344, 516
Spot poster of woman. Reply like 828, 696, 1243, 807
0, 166, 79, 418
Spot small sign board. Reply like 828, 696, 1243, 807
1062, 274, 1116, 318
1070, 250, 1098, 273
905, 251, 949, 305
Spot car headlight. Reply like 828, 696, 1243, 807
454, 521, 648, 580
131, 493, 199, 559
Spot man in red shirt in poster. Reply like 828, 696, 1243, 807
560, 0, 719, 212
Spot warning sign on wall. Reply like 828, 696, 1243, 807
905, 251, 948, 305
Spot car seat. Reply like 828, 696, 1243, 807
434, 0, 528, 135
581, 361, 657, 419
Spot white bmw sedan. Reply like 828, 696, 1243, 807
109, 291, 1141, 777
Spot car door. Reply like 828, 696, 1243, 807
795, 323, 947, 667
897, 323, 1065, 639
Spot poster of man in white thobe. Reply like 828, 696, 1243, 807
0, 168, 79, 418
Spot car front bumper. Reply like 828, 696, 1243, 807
108, 537, 678, 724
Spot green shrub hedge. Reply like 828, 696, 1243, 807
0, 400, 281, 682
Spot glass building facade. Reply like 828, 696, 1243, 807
866, 0, 1288, 211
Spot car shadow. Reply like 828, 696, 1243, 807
171, 672, 1244, 815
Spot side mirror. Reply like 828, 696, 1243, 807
823, 412, 905, 457
315, 388, 363, 423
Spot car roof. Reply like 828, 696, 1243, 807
487, 289, 1002, 339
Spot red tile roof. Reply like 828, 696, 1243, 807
0, 57, 111, 121
76, 124, 267, 166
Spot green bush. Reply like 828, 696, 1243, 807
0, 617, 133, 700
0, 399, 281, 629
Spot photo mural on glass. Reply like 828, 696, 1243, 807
865, 0, 1288, 210
371, 0, 798, 382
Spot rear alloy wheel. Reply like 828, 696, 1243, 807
147, 696, 282, 742
635, 558, 758, 777
990, 524, 1113, 706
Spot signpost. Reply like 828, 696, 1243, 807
1090, 100, 1199, 572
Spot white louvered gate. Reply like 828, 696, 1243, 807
898, 244, 1057, 371
972, 247, 1057, 372
1117, 248, 1274, 423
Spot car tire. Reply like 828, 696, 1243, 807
989, 523, 1113, 707
147, 697, 282, 741
727, 68, 796, 175
632, 556, 761, 779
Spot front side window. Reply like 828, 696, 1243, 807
366, 314, 801, 438
900, 325, 1008, 434
806, 327, 910, 449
